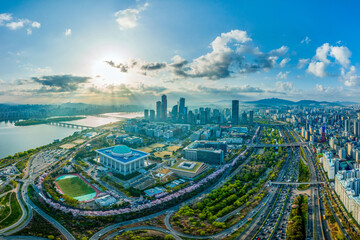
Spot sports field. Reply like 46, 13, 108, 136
55, 175, 96, 199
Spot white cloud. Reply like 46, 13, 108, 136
341, 66, 360, 87
276, 71, 290, 79
307, 61, 327, 77
315, 84, 330, 92
65, 28, 72, 36
280, 58, 290, 68
276, 81, 293, 92
6, 21, 24, 30
0, 13, 40, 33
114, 2, 149, 30
31, 21, 40, 28
107, 29, 289, 80
297, 58, 309, 69
307, 43, 352, 79
330, 45, 351, 67
0, 13, 12, 24
315, 43, 330, 63
301, 36, 311, 44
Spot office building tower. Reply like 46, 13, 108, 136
345, 119, 350, 134
171, 105, 178, 121
144, 109, 149, 120
149, 110, 155, 121
232, 100, 239, 125
156, 101, 162, 121
178, 97, 186, 122
161, 95, 167, 121
355, 120, 360, 137
249, 111, 254, 125
242, 111, 247, 124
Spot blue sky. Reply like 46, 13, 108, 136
1, 0, 360, 105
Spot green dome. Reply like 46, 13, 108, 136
112, 145, 131, 154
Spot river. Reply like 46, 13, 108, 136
0, 112, 142, 159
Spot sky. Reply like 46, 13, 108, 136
1, 0, 360, 106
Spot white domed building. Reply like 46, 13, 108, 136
95, 145, 149, 175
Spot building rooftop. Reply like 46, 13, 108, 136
112, 145, 131, 154
96, 145, 149, 164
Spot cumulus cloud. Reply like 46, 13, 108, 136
0, 13, 40, 33
276, 81, 293, 92
65, 28, 72, 36
297, 58, 309, 69
114, 2, 149, 30
276, 71, 290, 79
30, 75, 91, 92
198, 84, 264, 95
315, 84, 330, 92
307, 61, 327, 77
280, 58, 290, 68
301, 36, 311, 44
106, 29, 289, 80
341, 66, 360, 87
307, 43, 352, 79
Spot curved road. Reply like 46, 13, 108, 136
103, 226, 182, 240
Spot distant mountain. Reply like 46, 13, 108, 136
245, 98, 356, 106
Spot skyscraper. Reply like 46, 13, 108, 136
178, 97, 186, 122
171, 105, 178, 121
232, 100, 239, 125
249, 110, 254, 125
149, 110, 155, 121
345, 119, 350, 134
156, 101, 162, 121
144, 109, 149, 120
161, 95, 167, 121
355, 120, 360, 137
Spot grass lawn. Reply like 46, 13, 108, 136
154, 151, 173, 158
56, 176, 95, 198
166, 145, 182, 152
0, 192, 22, 230
136, 147, 153, 153
149, 143, 166, 148
171, 161, 201, 172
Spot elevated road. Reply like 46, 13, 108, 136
271, 181, 325, 185
247, 142, 307, 148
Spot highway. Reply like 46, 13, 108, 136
290, 128, 331, 240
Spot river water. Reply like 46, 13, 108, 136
0, 112, 142, 159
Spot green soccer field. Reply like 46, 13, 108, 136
55, 176, 95, 198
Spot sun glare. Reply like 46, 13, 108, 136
91, 54, 128, 87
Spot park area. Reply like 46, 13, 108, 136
0, 192, 22, 230
55, 174, 98, 201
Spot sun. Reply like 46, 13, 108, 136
91, 54, 128, 87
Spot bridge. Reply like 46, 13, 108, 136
247, 142, 308, 148
270, 181, 325, 185
47, 122, 94, 130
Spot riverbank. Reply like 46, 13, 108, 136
15, 117, 86, 126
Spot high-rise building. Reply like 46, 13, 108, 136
144, 109, 149, 120
249, 111, 254, 125
161, 95, 167, 121
242, 111, 247, 124
171, 105, 178, 121
355, 120, 360, 137
178, 97, 186, 122
156, 101, 162, 121
345, 119, 350, 134
232, 100, 239, 125
149, 110, 155, 121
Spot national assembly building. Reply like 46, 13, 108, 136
95, 145, 149, 175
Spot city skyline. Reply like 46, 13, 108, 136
1, 0, 360, 105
